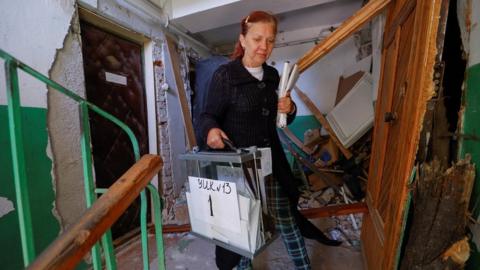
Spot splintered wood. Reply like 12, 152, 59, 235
296, 0, 391, 73
400, 156, 475, 270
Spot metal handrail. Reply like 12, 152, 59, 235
0, 48, 165, 270
27, 154, 163, 270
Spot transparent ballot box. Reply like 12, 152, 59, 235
179, 148, 276, 258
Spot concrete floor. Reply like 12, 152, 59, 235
116, 217, 365, 270
161, 232, 364, 270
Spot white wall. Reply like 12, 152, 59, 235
0, 0, 208, 227
0, 0, 82, 228
270, 36, 361, 115
458, 0, 480, 67
171, 0, 239, 19
0, 0, 76, 108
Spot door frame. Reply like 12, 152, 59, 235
361, 0, 447, 269
78, 7, 159, 187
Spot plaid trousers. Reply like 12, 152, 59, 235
237, 179, 311, 270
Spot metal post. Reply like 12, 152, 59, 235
79, 102, 103, 270
141, 191, 150, 269
5, 59, 36, 266
146, 184, 166, 270
1, 49, 166, 270
101, 230, 117, 270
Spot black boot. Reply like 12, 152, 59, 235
215, 245, 242, 270
293, 208, 343, 246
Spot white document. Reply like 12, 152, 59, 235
186, 191, 212, 238
248, 198, 261, 252
188, 176, 241, 233
187, 190, 263, 253
239, 194, 250, 221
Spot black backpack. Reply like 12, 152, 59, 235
192, 55, 229, 149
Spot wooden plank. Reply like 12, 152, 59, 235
278, 130, 343, 190
297, 0, 392, 73
383, 0, 417, 49
361, 0, 447, 267
379, 1, 445, 269
283, 127, 314, 155
27, 155, 163, 270
293, 86, 353, 159
162, 224, 191, 233
335, 71, 365, 105
164, 35, 197, 150
300, 202, 368, 219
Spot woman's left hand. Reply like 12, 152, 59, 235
278, 93, 294, 114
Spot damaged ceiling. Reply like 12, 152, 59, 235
168, 0, 364, 53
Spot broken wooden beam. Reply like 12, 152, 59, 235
278, 129, 343, 190
165, 35, 197, 150
162, 224, 191, 234
400, 156, 475, 270
283, 127, 314, 155
297, 0, 391, 72
27, 155, 163, 270
293, 86, 353, 159
300, 202, 368, 219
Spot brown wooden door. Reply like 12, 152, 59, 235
80, 21, 149, 238
361, 0, 445, 269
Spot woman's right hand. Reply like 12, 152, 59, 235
206, 128, 229, 149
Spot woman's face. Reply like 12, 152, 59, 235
240, 22, 276, 67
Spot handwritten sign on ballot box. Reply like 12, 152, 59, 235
188, 176, 241, 233
181, 149, 276, 257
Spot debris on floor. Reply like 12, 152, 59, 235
158, 230, 365, 270
288, 128, 373, 249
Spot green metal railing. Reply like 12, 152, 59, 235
1, 48, 165, 270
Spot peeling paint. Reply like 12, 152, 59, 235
469, 0, 480, 66
48, 9, 88, 229
0, 0, 76, 108
465, 1, 472, 33
457, 0, 471, 55
458, 0, 480, 66
0, 197, 14, 218
459, 0, 480, 263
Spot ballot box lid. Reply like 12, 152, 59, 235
179, 149, 262, 163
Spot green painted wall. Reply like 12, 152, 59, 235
288, 115, 322, 140
460, 63, 480, 270
460, 63, 480, 215
282, 115, 322, 163
0, 105, 60, 269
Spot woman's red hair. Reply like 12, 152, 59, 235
231, 11, 278, 60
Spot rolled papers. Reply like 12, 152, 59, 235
277, 62, 299, 128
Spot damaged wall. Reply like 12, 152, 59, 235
267, 21, 376, 141
91, 0, 209, 224
0, 0, 208, 267
270, 36, 361, 115
0, 0, 75, 268
458, 0, 480, 268
48, 10, 88, 229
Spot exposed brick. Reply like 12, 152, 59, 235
173, 203, 190, 225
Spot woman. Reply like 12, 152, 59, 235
199, 11, 338, 270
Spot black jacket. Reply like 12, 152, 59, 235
199, 59, 301, 200
199, 60, 342, 262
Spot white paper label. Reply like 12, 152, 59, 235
105, 71, 127, 86
258, 148, 272, 176
188, 176, 241, 233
